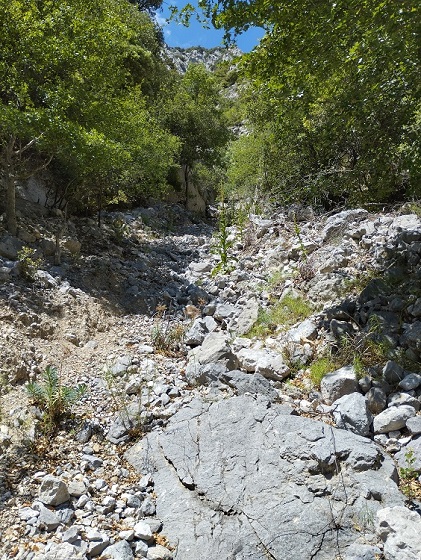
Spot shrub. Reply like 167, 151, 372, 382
17, 246, 43, 281
27, 366, 86, 434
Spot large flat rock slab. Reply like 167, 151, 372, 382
125, 396, 404, 560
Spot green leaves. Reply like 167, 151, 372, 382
207, 0, 420, 205
27, 365, 87, 434
0, 0, 180, 220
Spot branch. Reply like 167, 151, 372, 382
13, 134, 44, 157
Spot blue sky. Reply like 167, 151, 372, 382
157, 1, 264, 53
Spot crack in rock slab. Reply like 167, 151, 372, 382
125, 396, 404, 560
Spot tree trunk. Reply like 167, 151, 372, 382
183, 164, 190, 208
3, 136, 18, 236
6, 175, 17, 236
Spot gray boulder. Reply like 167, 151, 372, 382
366, 387, 387, 414
320, 365, 359, 405
406, 416, 421, 435
146, 545, 173, 559
399, 372, 421, 391
39, 475, 70, 506
219, 370, 279, 401
125, 396, 403, 560
376, 506, 421, 560
184, 316, 218, 346
322, 209, 368, 241
235, 298, 259, 335
286, 318, 318, 343
382, 361, 405, 385
236, 348, 290, 381
102, 540, 134, 560
0, 235, 24, 259
187, 332, 238, 370
33, 543, 84, 560
343, 543, 382, 560
332, 393, 372, 436
372, 405, 416, 434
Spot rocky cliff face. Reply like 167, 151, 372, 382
163, 45, 241, 73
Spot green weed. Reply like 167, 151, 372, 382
27, 365, 86, 434
308, 356, 339, 387
399, 448, 421, 501
151, 305, 186, 356
248, 295, 313, 338
17, 246, 43, 281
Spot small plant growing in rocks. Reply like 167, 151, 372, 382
151, 305, 186, 356
17, 246, 43, 281
399, 449, 421, 502
307, 355, 339, 387
248, 294, 313, 338
212, 199, 237, 275
111, 216, 129, 242
27, 365, 86, 434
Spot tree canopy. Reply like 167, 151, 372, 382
200, 0, 421, 206
0, 0, 179, 231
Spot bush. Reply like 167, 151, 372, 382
27, 366, 86, 434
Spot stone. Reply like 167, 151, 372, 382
88, 536, 110, 557
140, 497, 156, 516
394, 436, 421, 472
81, 454, 103, 469
62, 526, 79, 544
134, 541, 149, 557
109, 355, 132, 376
102, 540, 134, 560
372, 405, 416, 434
219, 370, 279, 401
125, 396, 404, 560
365, 387, 387, 414
133, 520, 153, 541
376, 506, 421, 560
39, 475, 70, 506
322, 209, 368, 241
0, 235, 24, 259
213, 303, 238, 322
399, 372, 421, 391
330, 319, 354, 339
320, 365, 359, 405
146, 545, 173, 560
400, 321, 421, 353
343, 543, 382, 560
19, 506, 39, 521
387, 392, 420, 411
189, 261, 212, 274
406, 416, 421, 435
187, 332, 238, 370
34, 502, 61, 531
286, 318, 318, 343
184, 317, 217, 346
67, 480, 86, 498
185, 361, 228, 387
235, 299, 259, 335
382, 361, 405, 385
33, 542, 81, 560
236, 348, 290, 381
332, 393, 372, 437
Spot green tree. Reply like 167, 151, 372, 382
197, 0, 420, 206
160, 64, 231, 202
0, 0, 178, 233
